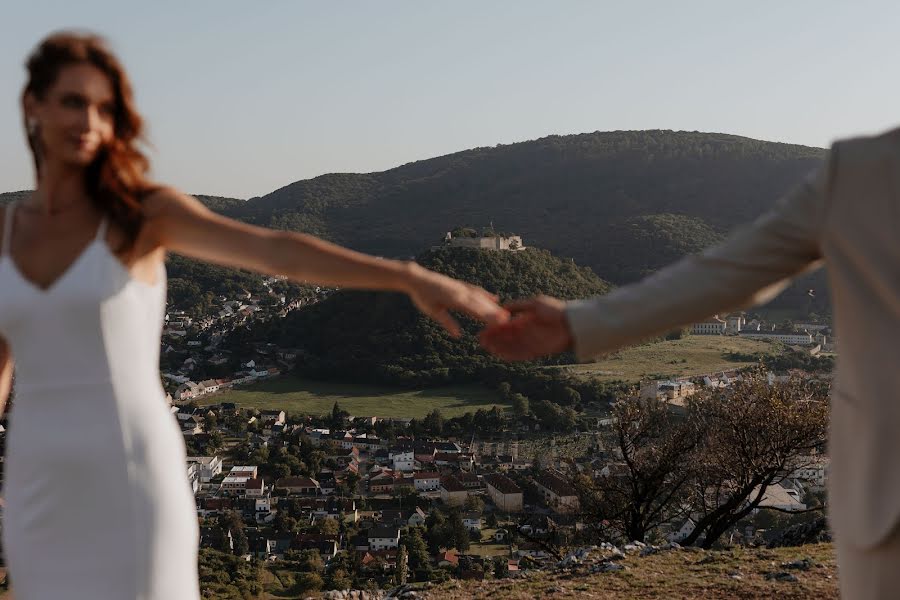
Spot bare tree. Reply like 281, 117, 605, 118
574, 396, 705, 543
680, 372, 828, 547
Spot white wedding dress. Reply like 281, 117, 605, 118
0, 200, 200, 599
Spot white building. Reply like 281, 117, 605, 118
739, 330, 814, 345
692, 316, 726, 335
392, 451, 416, 472
368, 527, 400, 551
462, 513, 483, 531
413, 471, 441, 492
186, 455, 223, 483
187, 462, 201, 494
790, 457, 829, 490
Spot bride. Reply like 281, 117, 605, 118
0, 31, 506, 599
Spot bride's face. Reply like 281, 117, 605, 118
25, 62, 117, 168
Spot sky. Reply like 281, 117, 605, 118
2, 1, 899, 199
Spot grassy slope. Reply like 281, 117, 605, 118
564, 336, 780, 383
432, 543, 839, 600
214, 337, 781, 419
214, 375, 509, 418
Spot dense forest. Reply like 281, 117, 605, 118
223, 247, 624, 411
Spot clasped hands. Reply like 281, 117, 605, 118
403, 264, 573, 361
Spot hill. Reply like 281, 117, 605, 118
1, 130, 831, 313
223, 246, 619, 410
236, 130, 823, 283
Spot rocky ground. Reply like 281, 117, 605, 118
316, 542, 839, 600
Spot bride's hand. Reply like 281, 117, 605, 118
403, 262, 510, 337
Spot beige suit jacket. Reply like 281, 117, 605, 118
565, 128, 900, 548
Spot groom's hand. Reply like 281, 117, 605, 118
479, 295, 574, 360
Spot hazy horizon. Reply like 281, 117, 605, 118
4, 2, 899, 198
0, 127, 829, 200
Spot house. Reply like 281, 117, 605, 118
456, 472, 482, 490
408, 506, 427, 527
197, 496, 234, 518
413, 471, 441, 492
434, 452, 475, 470
255, 496, 272, 521
640, 380, 696, 404
436, 550, 459, 568
440, 475, 468, 506
275, 476, 321, 495
391, 451, 417, 472
260, 409, 286, 425
187, 462, 201, 493
369, 472, 397, 494
394, 476, 416, 494
667, 517, 697, 543
199, 379, 220, 394
533, 470, 580, 514
379, 507, 426, 529
175, 381, 203, 400
228, 466, 258, 480
493, 528, 508, 543
515, 541, 548, 558
220, 476, 250, 495
352, 435, 385, 451
790, 456, 829, 490
245, 477, 265, 497
753, 483, 807, 512
186, 455, 223, 482
292, 533, 340, 559
368, 526, 400, 551
462, 513, 483, 531
483, 473, 524, 512
359, 549, 405, 572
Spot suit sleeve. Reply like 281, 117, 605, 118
564, 146, 835, 362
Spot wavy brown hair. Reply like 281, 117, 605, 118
22, 31, 154, 251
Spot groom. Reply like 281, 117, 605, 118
479, 128, 900, 600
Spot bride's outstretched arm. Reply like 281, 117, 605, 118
136, 187, 509, 336
0, 336, 13, 416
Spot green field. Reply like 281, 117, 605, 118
214, 375, 509, 419
210, 337, 781, 420
563, 335, 781, 383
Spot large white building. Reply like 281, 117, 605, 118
692, 316, 726, 335
483, 473, 524, 513
739, 329, 814, 345
413, 471, 441, 492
